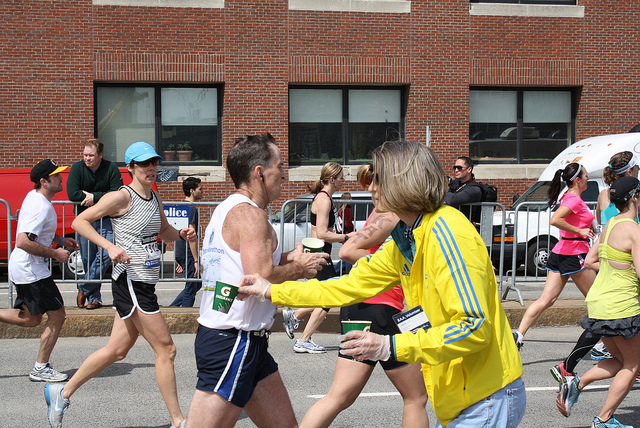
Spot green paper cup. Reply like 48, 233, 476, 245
212, 281, 239, 313
302, 237, 324, 253
341, 320, 372, 334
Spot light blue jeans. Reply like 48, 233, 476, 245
437, 377, 526, 428
78, 218, 113, 304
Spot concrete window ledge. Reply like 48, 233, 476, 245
93, 0, 224, 8
470, 3, 584, 18
474, 164, 547, 181
290, 0, 410, 13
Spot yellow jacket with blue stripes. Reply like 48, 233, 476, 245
271, 205, 523, 425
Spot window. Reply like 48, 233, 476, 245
95, 84, 222, 165
469, 88, 574, 164
469, 0, 576, 4
289, 87, 404, 165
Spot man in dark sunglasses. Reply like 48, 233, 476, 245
445, 156, 482, 211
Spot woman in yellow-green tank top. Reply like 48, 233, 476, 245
558, 176, 640, 428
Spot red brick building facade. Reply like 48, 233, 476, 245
1, 1, 638, 208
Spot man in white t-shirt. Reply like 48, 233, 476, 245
184, 134, 328, 428
0, 159, 79, 382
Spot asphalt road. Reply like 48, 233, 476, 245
2, 326, 640, 427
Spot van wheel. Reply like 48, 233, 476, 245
526, 240, 556, 276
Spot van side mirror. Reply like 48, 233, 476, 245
512, 193, 519, 204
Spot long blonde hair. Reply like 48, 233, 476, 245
309, 162, 343, 194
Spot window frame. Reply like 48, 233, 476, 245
288, 85, 406, 166
469, 86, 577, 165
94, 82, 224, 166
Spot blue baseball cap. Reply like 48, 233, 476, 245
124, 142, 162, 165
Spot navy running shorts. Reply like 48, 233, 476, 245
112, 271, 160, 319
546, 252, 587, 276
339, 302, 407, 371
13, 276, 64, 315
194, 324, 278, 407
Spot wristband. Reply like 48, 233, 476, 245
58, 236, 64, 246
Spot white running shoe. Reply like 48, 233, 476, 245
45, 383, 69, 428
282, 307, 299, 339
30, 363, 68, 382
293, 338, 326, 354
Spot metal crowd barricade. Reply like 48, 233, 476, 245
276, 197, 374, 275
457, 202, 509, 300
501, 200, 597, 304
49, 200, 225, 285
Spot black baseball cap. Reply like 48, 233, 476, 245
30, 159, 68, 183
610, 176, 640, 204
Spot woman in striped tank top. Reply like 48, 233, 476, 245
45, 142, 196, 428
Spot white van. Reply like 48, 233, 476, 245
493, 132, 640, 275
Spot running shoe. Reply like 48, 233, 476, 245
30, 363, 68, 382
591, 416, 633, 428
45, 383, 69, 428
556, 375, 581, 417
591, 344, 612, 361
513, 332, 523, 351
293, 338, 326, 354
282, 307, 299, 340
550, 362, 575, 384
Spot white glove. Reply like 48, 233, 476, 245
339, 331, 391, 362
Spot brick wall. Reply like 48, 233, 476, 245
1, 0, 639, 207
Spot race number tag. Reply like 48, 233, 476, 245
142, 235, 161, 268
393, 305, 431, 334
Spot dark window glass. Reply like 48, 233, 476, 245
95, 84, 222, 165
470, 89, 574, 164
289, 87, 404, 165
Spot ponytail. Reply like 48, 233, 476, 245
548, 162, 582, 207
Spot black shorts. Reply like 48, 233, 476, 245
546, 252, 587, 276
112, 272, 160, 319
13, 276, 64, 315
194, 324, 278, 407
339, 303, 407, 371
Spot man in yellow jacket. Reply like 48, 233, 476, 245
239, 140, 525, 427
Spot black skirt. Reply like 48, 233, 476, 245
579, 313, 640, 339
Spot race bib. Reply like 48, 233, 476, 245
142, 235, 161, 268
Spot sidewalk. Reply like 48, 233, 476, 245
0, 278, 587, 339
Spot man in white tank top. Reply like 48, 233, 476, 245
185, 134, 328, 428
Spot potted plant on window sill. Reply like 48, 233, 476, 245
163, 144, 176, 161
176, 142, 193, 161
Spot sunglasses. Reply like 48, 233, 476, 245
134, 158, 160, 167
453, 165, 467, 171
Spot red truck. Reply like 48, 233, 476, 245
0, 167, 148, 275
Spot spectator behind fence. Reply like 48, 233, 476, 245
445, 156, 482, 213
239, 140, 525, 427
0, 159, 78, 383
170, 177, 203, 307
67, 138, 123, 309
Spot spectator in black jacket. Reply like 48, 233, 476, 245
445, 156, 482, 210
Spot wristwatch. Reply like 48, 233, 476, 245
344, 234, 349, 243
